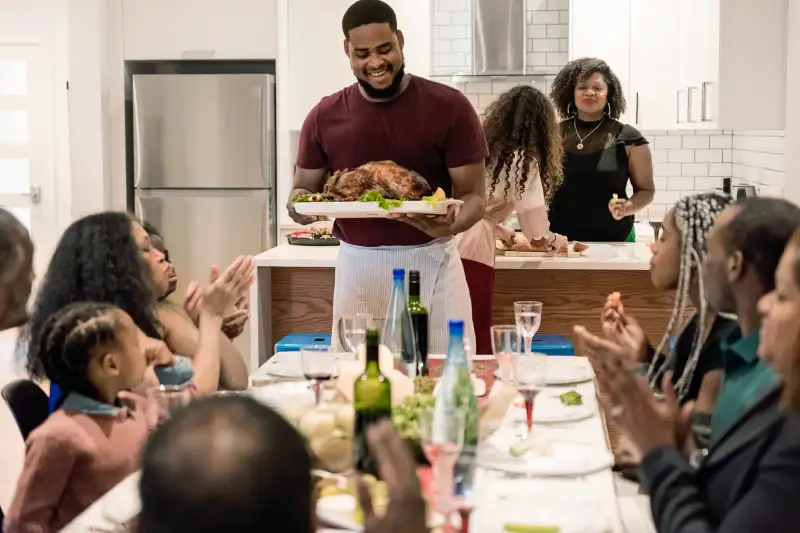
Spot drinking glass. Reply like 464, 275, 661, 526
453, 454, 483, 533
490, 325, 521, 383
338, 313, 372, 355
419, 409, 466, 521
146, 385, 192, 428
513, 353, 548, 435
514, 301, 543, 354
300, 346, 336, 405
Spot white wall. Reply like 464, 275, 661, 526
784, 0, 800, 206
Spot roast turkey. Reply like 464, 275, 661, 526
324, 161, 433, 200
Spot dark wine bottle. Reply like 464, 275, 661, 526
353, 328, 392, 477
407, 270, 429, 376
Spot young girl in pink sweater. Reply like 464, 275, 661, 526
6, 257, 252, 532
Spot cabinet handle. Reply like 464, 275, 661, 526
687, 86, 698, 123
701, 81, 712, 122
635, 92, 640, 124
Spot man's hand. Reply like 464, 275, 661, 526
389, 205, 457, 238
288, 188, 327, 225
355, 421, 428, 533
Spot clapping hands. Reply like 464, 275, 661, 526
183, 256, 254, 321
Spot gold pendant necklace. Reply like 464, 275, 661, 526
573, 117, 605, 150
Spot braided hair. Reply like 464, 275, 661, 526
37, 302, 120, 406
647, 192, 733, 401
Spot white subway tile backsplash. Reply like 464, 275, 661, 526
527, 52, 547, 67
452, 39, 471, 53
547, 24, 569, 38
667, 177, 695, 190
681, 163, 709, 176
708, 163, 732, 177
434, 11, 452, 25
559, 10, 569, 23
529, 24, 548, 38
722, 149, 732, 163
531, 10, 560, 24
532, 38, 561, 52
709, 135, 732, 149
437, 0, 467, 10
682, 135, 710, 149
548, 0, 569, 10
654, 163, 683, 175
695, 149, 723, 163
451, 11, 471, 25
651, 149, 667, 163
667, 150, 695, 163
654, 136, 682, 150
546, 52, 568, 66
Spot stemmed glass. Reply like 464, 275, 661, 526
419, 409, 466, 524
513, 353, 548, 436
338, 313, 372, 357
514, 301, 543, 355
490, 325, 520, 383
300, 345, 336, 405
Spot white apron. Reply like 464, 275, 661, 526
332, 238, 475, 354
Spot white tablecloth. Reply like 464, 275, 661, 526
62, 357, 656, 532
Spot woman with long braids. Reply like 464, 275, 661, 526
548, 58, 655, 242
603, 193, 734, 457
456, 85, 566, 354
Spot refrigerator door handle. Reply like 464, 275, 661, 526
261, 76, 276, 189
132, 78, 144, 188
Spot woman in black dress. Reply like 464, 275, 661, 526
548, 58, 655, 242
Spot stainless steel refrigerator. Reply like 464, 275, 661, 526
132, 72, 276, 302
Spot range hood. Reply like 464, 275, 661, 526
472, 0, 527, 76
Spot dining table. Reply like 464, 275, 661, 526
60, 354, 656, 533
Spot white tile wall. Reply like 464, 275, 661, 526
440, 79, 786, 221
432, 0, 568, 75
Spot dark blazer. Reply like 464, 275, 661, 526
640, 384, 800, 532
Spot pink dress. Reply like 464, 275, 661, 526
456, 167, 551, 353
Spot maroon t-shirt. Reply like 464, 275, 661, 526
296, 76, 488, 247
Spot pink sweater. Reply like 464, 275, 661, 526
456, 166, 550, 267
4, 396, 150, 533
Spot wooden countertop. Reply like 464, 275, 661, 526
254, 242, 652, 271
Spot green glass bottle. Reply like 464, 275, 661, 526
353, 328, 392, 477
408, 270, 429, 376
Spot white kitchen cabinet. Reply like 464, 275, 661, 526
569, 0, 631, 123
287, 0, 432, 131
676, 0, 784, 130
629, 0, 681, 130
122, 0, 278, 60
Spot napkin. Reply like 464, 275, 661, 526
335, 344, 414, 405
478, 383, 517, 439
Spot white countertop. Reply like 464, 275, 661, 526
254, 242, 652, 271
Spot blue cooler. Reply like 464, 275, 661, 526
274, 333, 332, 353
530, 334, 574, 356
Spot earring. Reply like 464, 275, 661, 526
567, 102, 576, 117
605, 103, 612, 116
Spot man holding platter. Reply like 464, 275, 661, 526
287, 0, 487, 352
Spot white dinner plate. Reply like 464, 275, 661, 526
509, 393, 595, 424
294, 199, 462, 219
316, 494, 450, 531
478, 429, 614, 477
494, 364, 594, 386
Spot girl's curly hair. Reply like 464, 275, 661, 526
550, 57, 626, 120
482, 85, 564, 205
19, 211, 161, 379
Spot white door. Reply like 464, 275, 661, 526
0, 43, 57, 276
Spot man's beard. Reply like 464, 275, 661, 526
357, 59, 406, 100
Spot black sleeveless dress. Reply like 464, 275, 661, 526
548, 118, 648, 242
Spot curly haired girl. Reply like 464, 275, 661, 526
456, 84, 565, 353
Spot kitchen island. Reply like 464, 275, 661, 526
247, 242, 678, 369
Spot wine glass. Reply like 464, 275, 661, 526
338, 313, 371, 356
513, 353, 548, 435
146, 385, 192, 428
514, 301, 543, 354
300, 346, 336, 405
419, 408, 466, 522
490, 325, 520, 383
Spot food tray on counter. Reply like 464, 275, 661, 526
294, 199, 462, 219
496, 240, 590, 258
287, 235, 340, 246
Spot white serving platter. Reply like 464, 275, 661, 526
294, 199, 462, 218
